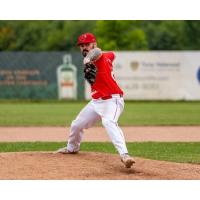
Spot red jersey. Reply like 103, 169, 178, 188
91, 52, 123, 99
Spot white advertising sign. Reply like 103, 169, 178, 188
85, 51, 200, 100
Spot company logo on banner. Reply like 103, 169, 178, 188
197, 67, 200, 84
130, 61, 139, 71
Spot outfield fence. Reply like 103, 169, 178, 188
1, 51, 200, 100
0, 52, 84, 100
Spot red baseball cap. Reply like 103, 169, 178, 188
77, 33, 96, 45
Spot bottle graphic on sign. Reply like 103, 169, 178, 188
57, 54, 77, 99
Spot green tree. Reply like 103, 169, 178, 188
94, 20, 148, 50
142, 21, 185, 50
0, 26, 16, 50
1, 20, 200, 51
0, 21, 96, 51
183, 21, 200, 50
39, 21, 96, 51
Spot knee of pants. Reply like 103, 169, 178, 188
70, 119, 83, 132
102, 118, 116, 128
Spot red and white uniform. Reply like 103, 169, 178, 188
92, 52, 123, 99
67, 51, 128, 157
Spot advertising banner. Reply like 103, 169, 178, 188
0, 52, 84, 99
85, 51, 200, 100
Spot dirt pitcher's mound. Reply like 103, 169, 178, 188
0, 152, 200, 180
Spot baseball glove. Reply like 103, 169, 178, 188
84, 62, 97, 85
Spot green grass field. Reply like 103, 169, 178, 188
0, 101, 200, 126
0, 142, 200, 164
0, 100, 200, 164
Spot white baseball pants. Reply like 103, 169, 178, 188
67, 94, 128, 156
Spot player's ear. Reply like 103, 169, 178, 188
93, 43, 97, 48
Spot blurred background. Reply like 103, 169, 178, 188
0, 20, 200, 100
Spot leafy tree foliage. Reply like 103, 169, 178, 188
94, 20, 148, 50
142, 21, 185, 50
0, 21, 96, 51
0, 20, 199, 51
183, 20, 200, 50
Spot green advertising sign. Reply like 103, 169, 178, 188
0, 52, 84, 100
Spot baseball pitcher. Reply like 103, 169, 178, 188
56, 33, 135, 168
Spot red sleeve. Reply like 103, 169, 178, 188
104, 52, 115, 62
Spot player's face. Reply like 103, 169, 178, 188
79, 43, 96, 57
